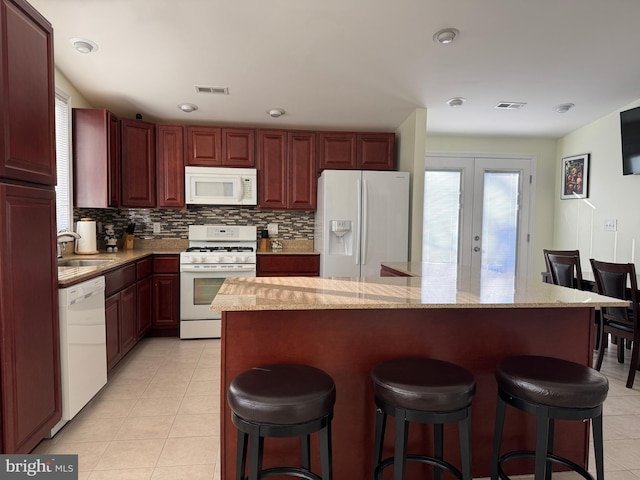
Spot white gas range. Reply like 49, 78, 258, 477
180, 225, 257, 339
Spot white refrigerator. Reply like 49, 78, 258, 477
315, 169, 410, 277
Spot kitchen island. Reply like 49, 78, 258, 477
211, 269, 625, 480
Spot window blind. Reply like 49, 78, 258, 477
55, 91, 72, 232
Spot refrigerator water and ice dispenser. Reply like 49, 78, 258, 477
329, 220, 353, 255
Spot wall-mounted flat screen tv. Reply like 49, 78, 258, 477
621, 105, 640, 175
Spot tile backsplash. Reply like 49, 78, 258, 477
75, 206, 315, 240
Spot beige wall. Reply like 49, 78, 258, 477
555, 100, 640, 272
424, 135, 558, 279
396, 108, 427, 261
55, 68, 92, 108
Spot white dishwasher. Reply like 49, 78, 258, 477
51, 276, 107, 436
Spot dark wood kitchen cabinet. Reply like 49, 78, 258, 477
151, 255, 180, 336
136, 257, 153, 339
121, 118, 156, 207
104, 263, 138, 371
0, 182, 60, 453
257, 254, 320, 276
73, 109, 121, 208
0, 0, 60, 454
222, 128, 255, 167
186, 126, 255, 167
258, 129, 316, 210
318, 132, 395, 171
0, 0, 56, 186
156, 124, 184, 208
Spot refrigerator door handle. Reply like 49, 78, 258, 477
362, 179, 368, 266
356, 179, 362, 265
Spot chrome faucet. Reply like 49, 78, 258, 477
56, 231, 81, 259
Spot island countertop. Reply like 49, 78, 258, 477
211, 265, 626, 311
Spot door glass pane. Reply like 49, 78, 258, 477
480, 171, 520, 275
423, 171, 461, 264
193, 278, 225, 305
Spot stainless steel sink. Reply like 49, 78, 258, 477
58, 259, 114, 267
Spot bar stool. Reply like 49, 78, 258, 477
227, 363, 336, 480
491, 355, 608, 480
370, 357, 476, 480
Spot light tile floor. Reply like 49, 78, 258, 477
34, 337, 221, 480
32, 336, 640, 480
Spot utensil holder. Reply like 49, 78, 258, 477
123, 234, 135, 250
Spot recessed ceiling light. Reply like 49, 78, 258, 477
446, 97, 466, 107
70, 38, 98, 54
177, 103, 198, 113
553, 103, 575, 114
267, 108, 285, 118
433, 28, 460, 45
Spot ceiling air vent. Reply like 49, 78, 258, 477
195, 85, 229, 95
495, 101, 527, 110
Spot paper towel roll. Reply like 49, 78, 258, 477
75, 219, 98, 254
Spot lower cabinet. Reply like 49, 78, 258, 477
136, 257, 153, 339
101, 254, 181, 372
104, 263, 137, 372
151, 255, 180, 336
257, 254, 320, 276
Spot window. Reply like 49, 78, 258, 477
55, 90, 72, 232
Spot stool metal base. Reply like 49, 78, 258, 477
491, 388, 604, 480
372, 397, 473, 480
232, 412, 333, 480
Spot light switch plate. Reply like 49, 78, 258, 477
267, 223, 278, 237
604, 219, 617, 232
153, 222, 161, 234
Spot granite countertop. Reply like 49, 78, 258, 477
57, 239, 186, 286
211, 264, 627, 311
256, 239, 319, 255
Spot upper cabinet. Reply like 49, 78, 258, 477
222, 128, 255, 167
121, 119, 156, 208
0, 0, 55, 185
258, 130, 316, 210
73, 109, 120, 208
317, 133, 357, 170
156, 125, 184, 208
318, 132, 395, 171
357, 133, 396, 170
186, 126, 255, 167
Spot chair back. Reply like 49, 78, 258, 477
590, 259, 638, 327
543, 249, 583, 289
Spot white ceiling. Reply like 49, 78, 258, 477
29, 0, 640, 137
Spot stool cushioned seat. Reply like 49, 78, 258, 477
496, 355, 608, 409
228, 364, 336, 425
491, 355, 608, 480
371, 358, 476, 480
371, 357, 476, 412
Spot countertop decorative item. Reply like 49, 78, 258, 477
104, 224, 118, 252
271, 239, 283, 252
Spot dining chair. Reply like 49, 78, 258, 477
590, 259, 640, 388
544, 250, 583, 289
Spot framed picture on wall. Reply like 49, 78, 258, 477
561, 153, 589, 199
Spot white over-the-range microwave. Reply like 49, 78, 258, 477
184, 166, 257, 205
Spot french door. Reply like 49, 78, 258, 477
423, 155, 532, 279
